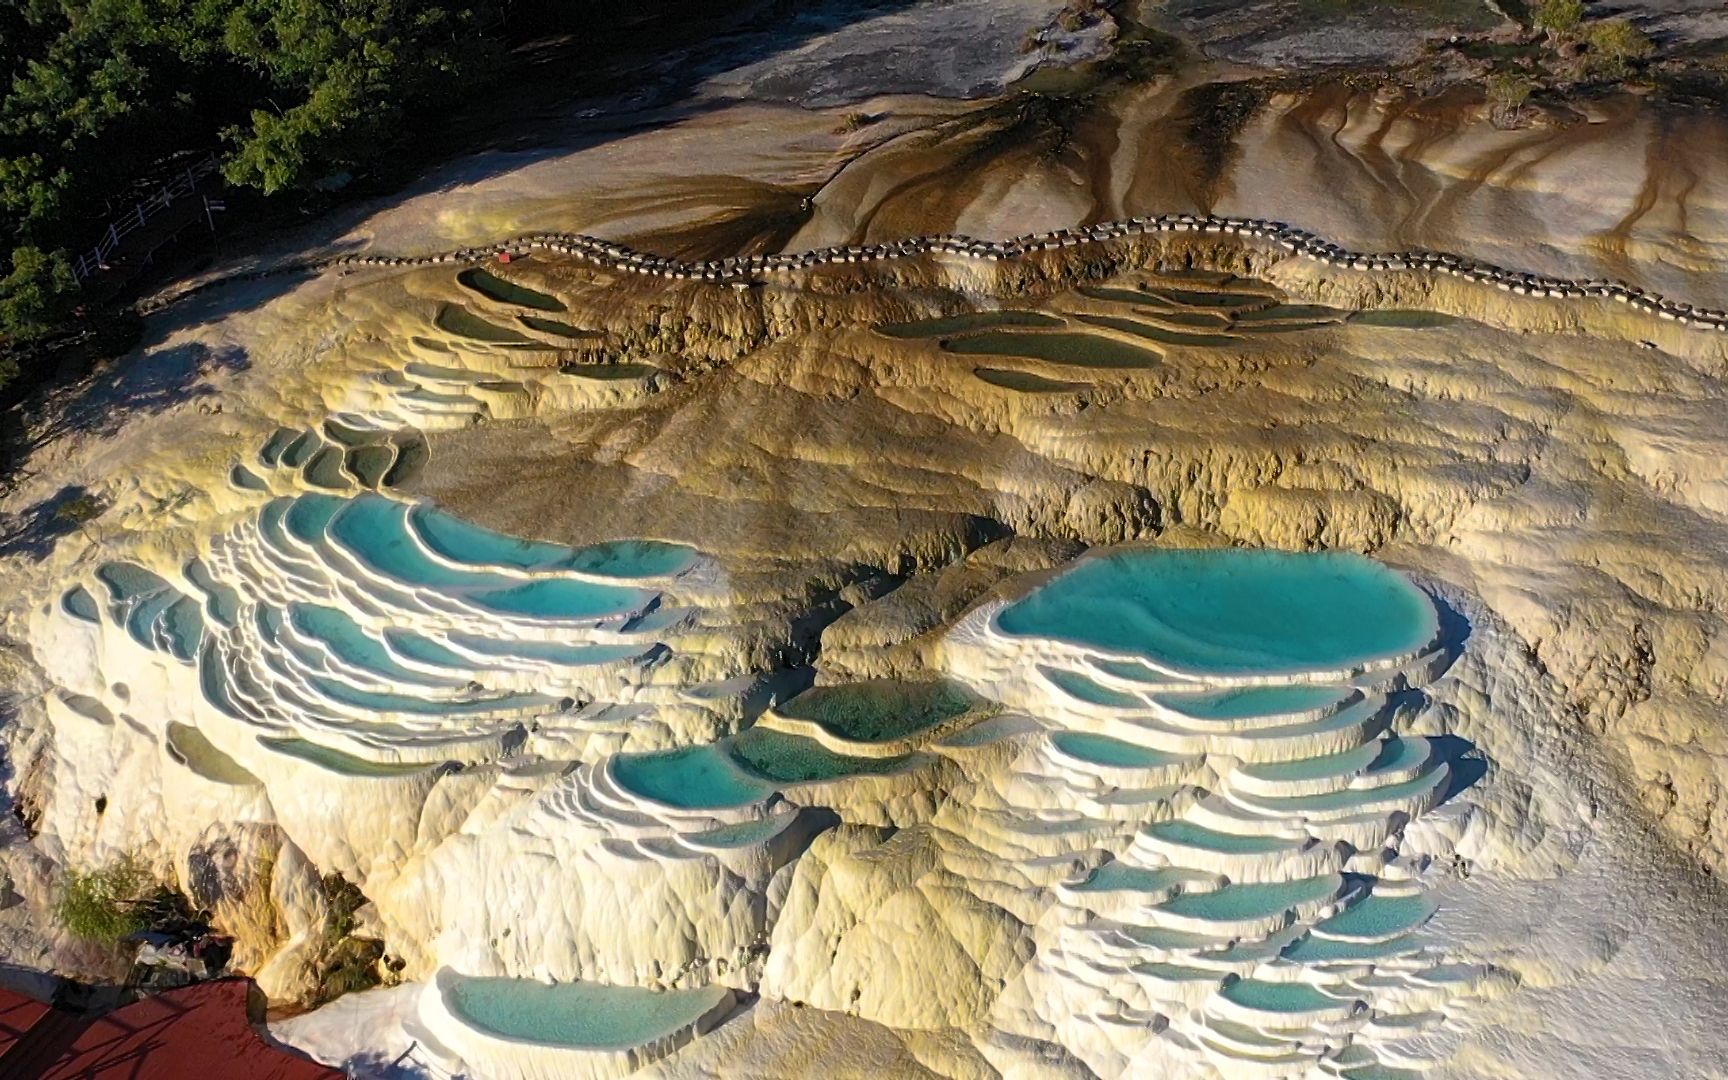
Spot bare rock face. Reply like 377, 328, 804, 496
764, 825, 1030, 1030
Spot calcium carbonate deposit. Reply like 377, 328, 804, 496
4, 3, 1728, 1078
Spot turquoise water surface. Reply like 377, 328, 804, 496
1219, 978, 1353, 1014
1153, 685, 1353, 721
612, 744, 773, 809
778, 680, 979, 742
1000, 549, 1436, 676
1051, 731, 1182, 768
443, 975, 729, 1049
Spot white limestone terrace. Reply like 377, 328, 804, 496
937, 547, 1490, 1078
29, 481, 730, 865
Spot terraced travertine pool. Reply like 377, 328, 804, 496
998, 548, 1438, 677
941, 330, 1162, 369
968, 544, 1481, 1075
441, 973, 730, 1049
776, 679, 980, 742
611, 744, 773, 809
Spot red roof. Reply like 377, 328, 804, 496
0, 987, 55, 1058
35, 978, 341, 1080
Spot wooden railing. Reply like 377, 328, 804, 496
71, 154, 221, 283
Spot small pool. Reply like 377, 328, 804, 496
973, 367, 1088, 393
1239, 739, 1387, 785
185, 559, 241, 628
1143, 819, 1302, 856
347, 444, 396, 488
998, 549, 1437, 678
728, 728, 913, 785
942, 330, 1161, 370
435, 304, 538, 344
230, 464, 268, 491
1351, 309, 1457, 329
1075, 313, 1239, 348
289, 604, 441, 684
457, 268, 566, 312
561, 362, 660, 380
1313, 892, 1436, 941
410, 507, 694, 579
1217, 978, 1352, 1015
612, 744, 773, 809
166, 723, 260, 786
1042, 667, 1144, 709
1050, 731, 1182, 769
62, 586, 100, 623
470, 578, 651, 621
262, 737, 433, 777
777, 680, 979, 743
1153, 685, 1353, 722
442, 974, 730, 1050
1071, 862, 1196, 894
520, 315, 599, 339
447, 634, 644, 667
878, 310, 1064, 338
1281, 931, 1417, 964
1158, 875, 1338, 923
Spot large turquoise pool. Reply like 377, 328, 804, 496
998, 549, 1437, 677
443, 974, 730, 1049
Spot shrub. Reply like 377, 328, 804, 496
1533, 0, 1584, 39
1587, 19, 1655, 78
1488, 72, 1534, 122
834, 112, 872, 134
58, 855, 152, 944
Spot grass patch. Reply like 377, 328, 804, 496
314, 873, 384, 1005
58, 855, 153, 944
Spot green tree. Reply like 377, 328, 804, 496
0, 246, 77, 344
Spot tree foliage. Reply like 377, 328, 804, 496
0, 0, 505, 365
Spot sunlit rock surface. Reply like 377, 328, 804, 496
5, 6, 1728, 1077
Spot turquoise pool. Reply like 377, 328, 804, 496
728, 728, 913, 785
1050, 731, 1183, 769
1218, 978, 1353, 1015
1142, 819, 1299, 855
443, 974, 729, 1050
612, 744, 773, 809
1153, 685, 1353, 721
1159, 875, 1338, 922
1071, 862, 1196, 894
262, 737, 433, 777
62, 586, 100, 623
409, 505, 693, 578
1042, 667, 1144, 709
777, 680, 979, 742
999, 549, 1437, 677
1313, 892, 1436, 940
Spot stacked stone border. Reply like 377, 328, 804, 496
147, 213, 1728, 331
